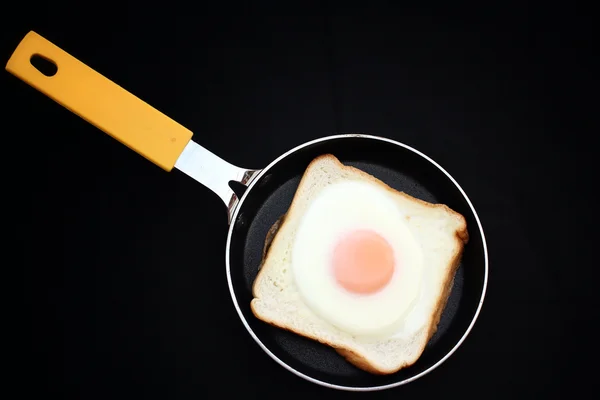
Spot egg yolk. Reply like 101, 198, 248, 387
332, 229, 395, 294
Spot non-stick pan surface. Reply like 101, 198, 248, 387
226, 135, 487, 390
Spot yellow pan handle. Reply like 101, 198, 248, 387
5, 31, 193, 171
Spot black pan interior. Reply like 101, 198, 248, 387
228, 137, 486, 388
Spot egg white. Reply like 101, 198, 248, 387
291, 180, 424, 338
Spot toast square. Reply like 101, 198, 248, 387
250, 154, 468, 374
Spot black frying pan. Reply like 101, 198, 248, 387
6, 31, 488, 391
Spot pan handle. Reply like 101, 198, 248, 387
6, 31, 259, 223
6, 31, 192, 171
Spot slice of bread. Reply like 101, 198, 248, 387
250, 154, 469, 374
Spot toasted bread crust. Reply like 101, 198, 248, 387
261, 214, 285, 259
425, 234, 466, 342
250, 154, 469, 374
334, 347, 389, 375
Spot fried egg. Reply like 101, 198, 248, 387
291, 180, 425, 338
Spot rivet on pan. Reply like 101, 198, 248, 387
235, 212, 246, 230
259, 174, 272, 187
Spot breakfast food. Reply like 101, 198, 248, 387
250, 154, 468, 374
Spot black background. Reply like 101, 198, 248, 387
2, 2, 596, 399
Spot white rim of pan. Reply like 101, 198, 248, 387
224, 133, 489, 392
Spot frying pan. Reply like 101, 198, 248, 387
7, 31, 488, 391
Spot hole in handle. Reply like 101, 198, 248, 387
30, 54, 58, 77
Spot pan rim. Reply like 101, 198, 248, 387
224, 133, 489, 392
